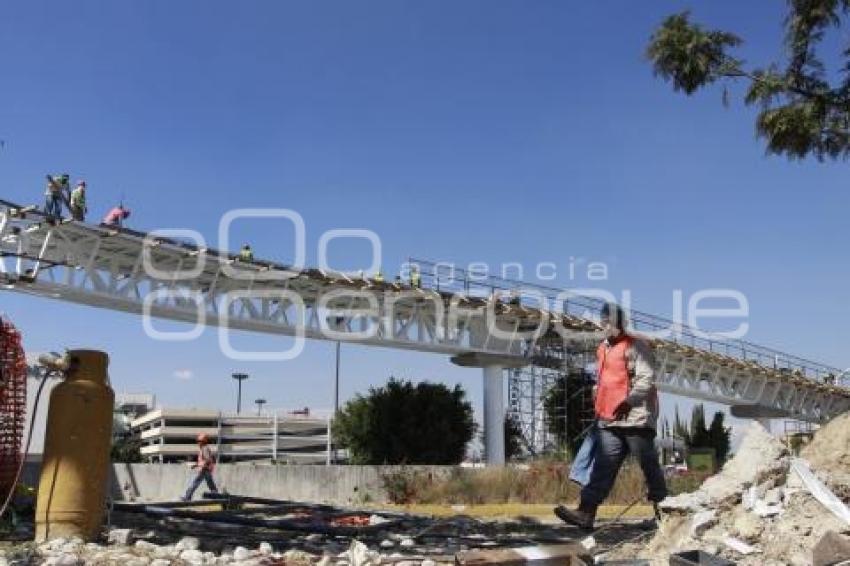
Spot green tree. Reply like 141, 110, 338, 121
673, 406, 690, 444
647, 5, 850, 160
504, 414, 524, 460
543, 370, 595, 455
708, 411, 732, 465
333, 378, 475, 464
110, 434, 142, 463
689, 404, 711, 448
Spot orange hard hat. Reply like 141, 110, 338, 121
197, 433, 209, 444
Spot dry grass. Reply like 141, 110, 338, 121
380, 459, 661, 505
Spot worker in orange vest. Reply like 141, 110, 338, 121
554, 303, 667, 529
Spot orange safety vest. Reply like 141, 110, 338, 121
595, 335, 634, 420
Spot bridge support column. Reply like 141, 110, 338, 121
451, 353, 528, 467
483, 365, 505, 466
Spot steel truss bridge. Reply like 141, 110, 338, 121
1, 200, 848, 464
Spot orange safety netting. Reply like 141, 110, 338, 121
0, 318, 26, 503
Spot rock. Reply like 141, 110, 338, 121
305, 533, 324, 543
283, 550, 317, 564
108, 528, 133, 546
338, 540, 380, 566
379, 540, 394, 549
731, 508, 765, 542
134, 540, 158, 552
179, 549, 205, 565
258, 542, 273, 555
399, 538, 415, 548
690, 510, 718, 538
46, 555, 83, 566
764, 487, 783, 506
150, 561, 171, 566
59, 542, 82, 555
127, 559, 150, 566
316, 557, 333, 566
813, 531, 850, 566
153, 545, 175, 558
176, 536, 201, 552
233, 547, 253, 560
422, 561, 437, 566
723, 536, 760, 556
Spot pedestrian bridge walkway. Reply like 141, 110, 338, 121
1, 200, 847, 463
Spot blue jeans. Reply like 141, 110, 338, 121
569, 424, 598, 487
580, 426, 667, 506
183, 468, 218, 501
44, 194, 62, 218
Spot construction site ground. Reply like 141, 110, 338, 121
3, 413, 850, 564
0, 502, 653, 565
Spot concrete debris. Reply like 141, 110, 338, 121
608, 413, 850, 565
723, 537, 759, 556
339, 540, 382, 566
802, 411, 850, 498
812, 531, 850, 566
179, 549, 204, 564
283, 549, 318, 564
176, 536, 201, 551
455, 544, 592, 565
661, 421, 788, 513
689, 510, 718, 537
791, 458, 850, 526
107, 528, 133, 546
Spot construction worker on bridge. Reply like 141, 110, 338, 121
44, 173, 69, 219
373, 269, 384, 284
69, 180, 87, 221
182, 433, 219, 501
102, 205, 130, 227
239, 244, 253, 262
554, 302, 667, 529
410, 265, 421, 289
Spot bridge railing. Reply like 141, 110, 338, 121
410, 258, 843, 387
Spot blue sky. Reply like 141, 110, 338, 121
1, 2, 848, 438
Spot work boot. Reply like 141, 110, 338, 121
652, 501, 663, 523
553, 502, 597, 529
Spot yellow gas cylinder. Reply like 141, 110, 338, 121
35, 350, 114, 542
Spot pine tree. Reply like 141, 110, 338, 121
708, 411, 732, 465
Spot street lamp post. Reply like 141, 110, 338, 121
232, 372, 249, 414
255, 398, 267, 416
333, 341, 340, 463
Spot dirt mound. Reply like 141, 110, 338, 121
802, 411, 850, 498
604, 415, 850, 566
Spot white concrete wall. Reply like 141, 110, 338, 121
75, 464, 451, 505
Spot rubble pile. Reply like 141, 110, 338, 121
0, 535, 448, 565
606, 417, 850, 566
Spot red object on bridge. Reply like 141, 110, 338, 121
0, 318, 26, 503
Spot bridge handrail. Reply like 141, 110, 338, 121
410, 258, 844, 385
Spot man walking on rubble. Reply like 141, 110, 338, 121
182, 433, 219, 501
554, 303, 667, 529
